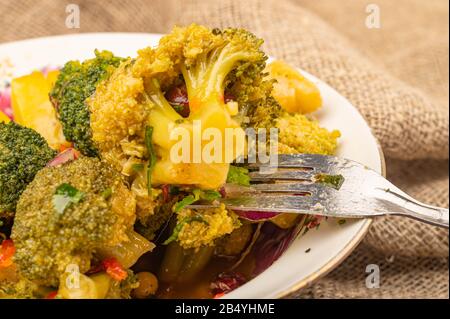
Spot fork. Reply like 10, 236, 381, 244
189, 154, 449, 228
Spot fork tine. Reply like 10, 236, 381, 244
249, 170, 315, 182
220, 195, 318, 213
248, 153, 345, 173
250, 183, 323, 194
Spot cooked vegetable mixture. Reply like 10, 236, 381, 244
0, 24, 340, 299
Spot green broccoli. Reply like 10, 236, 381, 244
50, 50, 123, 156
245, 95, 283, 130
226, 165, 250, 186
88, 24, 273, 190
11, 157, 136, 287
0, 122, 56, 213
0, 277, 40, 299
179, 27, 268, 115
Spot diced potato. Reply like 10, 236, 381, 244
11, 70, 66, 149
267, 60, 322, 114
0, 110, 10, 123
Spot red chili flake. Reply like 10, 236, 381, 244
0, 239, 15, 268
210, 271, 247, 295
102, 258, 128, 281
45, 291, 58, 299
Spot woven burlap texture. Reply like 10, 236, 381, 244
0, 0, 448, 298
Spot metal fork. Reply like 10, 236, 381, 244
189, 154, 449, 228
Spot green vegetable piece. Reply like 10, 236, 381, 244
0, 122, 57, 213
314, 174, 345, 190
49, 50, 124, 156
226, 165, 250, 186
53, 183, 85, 214
173, 192, 200, 213
199, 190, 221, 201
145, 126, 157, 195
172, 189, 221, 213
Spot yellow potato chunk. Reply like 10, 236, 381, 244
11, 70, 66, 149
267, 60, 322, 114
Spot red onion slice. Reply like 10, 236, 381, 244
46, 148, 79, 167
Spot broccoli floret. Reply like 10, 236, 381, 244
50, 50, 123, 156
11, 157, 136, 286
277, 113, 341, 155
0, 122, 56, 213
244, 93, 340, 155
90, 24, 269, 189
246, 95, 283, 130
178, 27, 267, 114
174, 204, 241, 249
0, 277, 40, 299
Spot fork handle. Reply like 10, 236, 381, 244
380, 188, 449, 228
397, 205, 449, 227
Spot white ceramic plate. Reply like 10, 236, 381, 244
0, 33, 384, 299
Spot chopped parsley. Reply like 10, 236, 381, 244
226, 165, 250, 186
172, 189, 221, 212
52, 183, 85, 214
200, 190, 222, 201
314, 174, 345, 190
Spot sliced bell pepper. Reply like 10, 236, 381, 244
0, 239, 15, 268
11, 70, 66, 149
102, 258, 128, 281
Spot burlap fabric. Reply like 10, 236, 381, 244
0, 0, 448, 298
